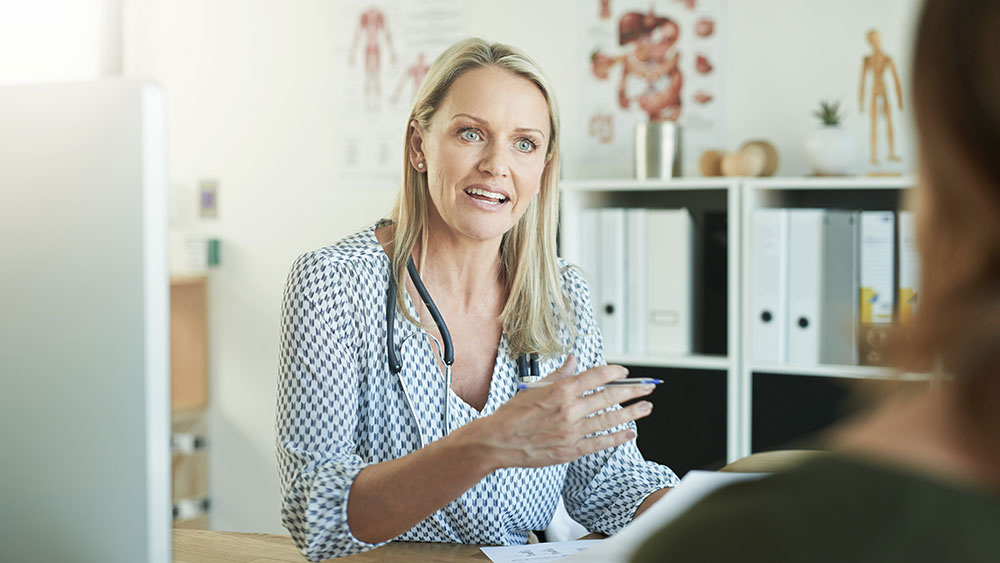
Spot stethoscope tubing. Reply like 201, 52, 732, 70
385, 255, 541, 439
405, 257, 455, 366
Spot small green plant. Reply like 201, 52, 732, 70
814, 99, 843, 126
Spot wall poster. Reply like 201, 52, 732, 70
562, 0, 727, 179
333, 1, 466, 189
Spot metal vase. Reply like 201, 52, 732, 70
635, 121, 682, 179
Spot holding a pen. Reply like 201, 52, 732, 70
517, 378, 663, 391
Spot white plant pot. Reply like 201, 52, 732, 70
805, 126, 857, 176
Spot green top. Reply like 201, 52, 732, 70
631, 454, 1000, 563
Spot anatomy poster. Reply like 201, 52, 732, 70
334, 1, 466, 188
562, 0, 727, 179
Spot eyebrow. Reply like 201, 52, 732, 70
450, 113, 547, 139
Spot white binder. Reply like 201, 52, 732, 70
898, 211, 919, 324
597, 208, 627, 356
859, 211, 896, 366
578, 208, 601, 300
645, 208, 693, 355
750, 209, 789, 364
626, 208, 648, 355
786, 210, 859, 365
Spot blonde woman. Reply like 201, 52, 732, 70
277, 38, 677, 561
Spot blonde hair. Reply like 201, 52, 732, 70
387, 37, 572, 359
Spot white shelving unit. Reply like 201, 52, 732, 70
560, 176, 917, 464
561, 178, 742, 463
738, 176, 916, 458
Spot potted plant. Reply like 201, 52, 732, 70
805, 100, 858, 176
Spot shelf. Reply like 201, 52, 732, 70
748, 362, 929, 380
170, 274, 209, 285
562, 176, 914, 192
605, 353, 730, 371
559, 176, 925, 461
561, 178, 736, 192
744, 176, 916, 190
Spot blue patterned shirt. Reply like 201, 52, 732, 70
276, 223, 678, 561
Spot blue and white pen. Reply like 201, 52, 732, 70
516, 378, 662, 390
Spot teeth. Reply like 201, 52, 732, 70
466, 187, 507, 202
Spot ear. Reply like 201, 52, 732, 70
407, 120, 425, 172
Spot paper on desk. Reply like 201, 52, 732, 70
481, 539, 602, 563
558, 470, 767, 563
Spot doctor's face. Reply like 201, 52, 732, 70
410, 66, 551, 244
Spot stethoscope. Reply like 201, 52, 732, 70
386, 257, 540, 438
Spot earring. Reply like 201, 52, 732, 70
417, 162, 424, 170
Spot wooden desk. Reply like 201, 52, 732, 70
173, 530, 491, 562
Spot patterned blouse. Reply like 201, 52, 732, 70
276, 223, 678, 561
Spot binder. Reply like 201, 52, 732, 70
699, 211, 729, 356
597, 208, 627, 356
645, 208, 693, 355
898, 211, 919, 324
786, 210, 859, 365
626, 208, 648, 355
750, 209, 789, 364
858, 211, 896, 366
578, 208, 601, 298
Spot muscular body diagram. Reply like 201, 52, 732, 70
392, 53, 430, 103
349, 7, 396, 111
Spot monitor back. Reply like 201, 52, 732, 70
0, 79, 171, 563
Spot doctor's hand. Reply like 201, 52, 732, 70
460, 355, 655, 470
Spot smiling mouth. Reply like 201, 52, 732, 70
464, 187, 508, 205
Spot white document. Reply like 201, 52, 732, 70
645, 208, 693, 355
859, 211, 896, 324
859, 211, 896, 365
560, 470, 767, 563
898, 211, 919, 323
480, 540, 602, 563
786, 210, 824, 364
578, 209, 601, 299
598, 209, 627, 356
820, 211, 860, 364
786, 210, 859, 365
626, 208, 648, 356
750, 209, 789, 364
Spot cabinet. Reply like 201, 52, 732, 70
560, 176, 920, 472
170, 276, 210, 528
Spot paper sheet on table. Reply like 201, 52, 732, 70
481, 540, 602, 562
558, 470, 767, 563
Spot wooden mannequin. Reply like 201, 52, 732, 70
859, 30, 904, 165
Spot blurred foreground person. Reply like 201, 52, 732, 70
633, 0, 1000, 560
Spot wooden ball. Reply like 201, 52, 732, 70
739, 139, 779, 176
739, 144, 767, 176
721, 149, 765, 177
698, 149, 725, 176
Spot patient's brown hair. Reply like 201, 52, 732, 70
900, 0, 1000, 430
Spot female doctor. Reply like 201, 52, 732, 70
277, 38, 677, 561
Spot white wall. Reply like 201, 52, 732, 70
125, 0, 397, 534
0, 0, 121, 84
725, 0, 922, 175
126, 0, 923, 533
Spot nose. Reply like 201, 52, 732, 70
478, 144, 510, 177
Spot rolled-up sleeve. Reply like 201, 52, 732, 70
558, 266, 679, 535
276, 253, 387, 560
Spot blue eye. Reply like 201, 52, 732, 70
516, 139, 537, 153
460, 129, 482, 142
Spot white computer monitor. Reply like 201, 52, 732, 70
0, 79, 171, 563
